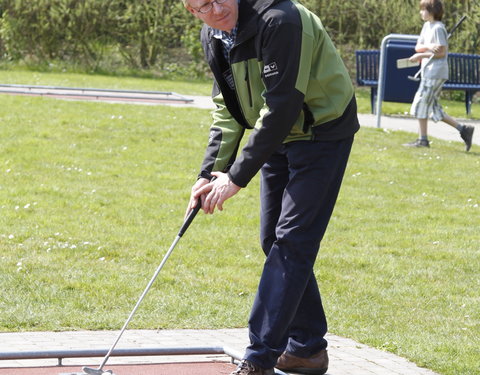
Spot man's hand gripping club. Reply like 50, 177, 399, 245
186, 172, 242, 216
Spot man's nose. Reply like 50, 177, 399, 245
212, 1, 223, 13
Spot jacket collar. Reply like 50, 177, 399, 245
207, 0, 286, 46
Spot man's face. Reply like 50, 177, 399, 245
185, 0, 239, 32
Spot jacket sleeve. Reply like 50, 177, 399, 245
199, 83, 245, 178
227, 15, 306, 187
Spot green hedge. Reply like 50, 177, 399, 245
303, 0, 479, 55
0, 0, 195, 70
0, 0, 478, 75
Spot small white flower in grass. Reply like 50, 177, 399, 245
122, 146, 128, 151
16, 261, 22, 266
422, 192, 427, 197
15, 206, 19, 210
99, 257, 106, 261
24, 203, 30, 209
6, 169, 11, 173
70, 244, 77, 249
8, 234, 14, 239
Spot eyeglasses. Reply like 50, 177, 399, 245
192, 0, 228, 14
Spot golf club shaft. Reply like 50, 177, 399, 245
96, 235, 182, 371
447, 15, 467, 39
90, 198, 203, 372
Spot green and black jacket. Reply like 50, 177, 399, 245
199, 0, 359, 187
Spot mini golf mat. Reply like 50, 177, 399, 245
0, 362, 236, 375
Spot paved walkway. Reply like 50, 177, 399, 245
2, 93, 477, 375
357, 113, 479, 147
0, 329, 440, 375
183, 95, 479, 148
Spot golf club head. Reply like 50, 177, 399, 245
408, 75, 420, 82
82, 366, 113, 375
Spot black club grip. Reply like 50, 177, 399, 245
178, 197, 202, 237
178, 174, 216, 237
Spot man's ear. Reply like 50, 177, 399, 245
186, 6, 197, 16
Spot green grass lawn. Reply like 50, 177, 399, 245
0, 70, 479, 375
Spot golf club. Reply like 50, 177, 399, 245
82, 187, 209, 375
408, 14, 467, 82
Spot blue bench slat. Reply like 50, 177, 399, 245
444, 83, 480, 90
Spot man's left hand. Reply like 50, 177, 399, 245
193, 172, 241, 214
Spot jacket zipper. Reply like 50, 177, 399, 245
245, 61, 253, 108
229, 48, 253, 128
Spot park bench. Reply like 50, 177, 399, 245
356, 50, 480, 115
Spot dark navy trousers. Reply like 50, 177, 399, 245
244, 136, 354, 369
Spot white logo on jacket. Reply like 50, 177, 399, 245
263, 62, 279, 77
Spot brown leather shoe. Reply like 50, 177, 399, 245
276, 349, 329, 375
231, 359, 275, 375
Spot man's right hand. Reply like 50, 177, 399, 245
185, 177, 210, 219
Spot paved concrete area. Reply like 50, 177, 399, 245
173, 95, 479, 148
0, 329, 440, 375
0, 362, 235, 375
357, 113, 479, 147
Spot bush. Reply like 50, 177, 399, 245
0, 0, 478, 75
300, 0, 479, 54
0, 0, 195, 71
0, 0, 116, 64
